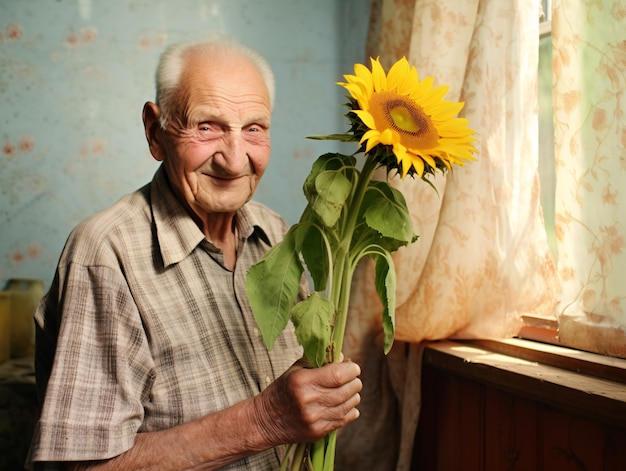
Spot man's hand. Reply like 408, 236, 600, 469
252, 358, 362, 446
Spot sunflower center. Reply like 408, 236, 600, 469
371, 92, 439, 150
389, 105, 421, 133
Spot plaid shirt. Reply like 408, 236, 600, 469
28, 165, 303, 470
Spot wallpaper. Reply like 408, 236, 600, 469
0, 0, 369, 289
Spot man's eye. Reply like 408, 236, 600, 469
196, 124, 222, 137
192, 125, 221, 141
247, 124, 265, 133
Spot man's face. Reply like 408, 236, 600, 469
155, 51, 272, 220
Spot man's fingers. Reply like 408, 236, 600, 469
314, 360, 361, 388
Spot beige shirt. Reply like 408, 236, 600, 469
28, 166, 303, 470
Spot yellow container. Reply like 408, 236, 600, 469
6, 278, 43, 358
0, 291, 10, 363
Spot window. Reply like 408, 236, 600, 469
522, 0, 626, 361
538, 0, 556, 259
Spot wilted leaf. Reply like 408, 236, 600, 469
303, 153, 353, 202
311, 170, 352, 227
290, 294, 335, 367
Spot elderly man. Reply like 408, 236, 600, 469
27, 39, 362, 470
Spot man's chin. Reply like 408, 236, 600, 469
208, 195, 253, 214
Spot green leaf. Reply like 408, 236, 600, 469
297, 222, 330, 292
310, 170, 352, 227
374, 252, 396, 354
363, 181, 416, 245
303, 153, 335, 201
307, 133, 358, 142
245, 230, 304, 350
290, 294, 334, 367
303, 153, 356, 204
349, 220, 405, 258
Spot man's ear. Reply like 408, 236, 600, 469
142, 102, 165, 162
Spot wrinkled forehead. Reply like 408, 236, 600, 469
180, 49, 269, 101
171, 50, 271, 125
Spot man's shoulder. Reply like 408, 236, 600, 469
79, 184, 151, 233
61, 184, 152, 264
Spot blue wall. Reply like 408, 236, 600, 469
0, 0, 370, 289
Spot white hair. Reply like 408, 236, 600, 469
154, 37, 276, 129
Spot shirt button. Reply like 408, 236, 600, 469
265, 375, 272, 386
253, 327, 260, 338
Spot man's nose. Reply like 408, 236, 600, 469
215, 133, 248, 175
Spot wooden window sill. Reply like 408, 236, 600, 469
518, 313, 626, 359
423, 338, 626, 429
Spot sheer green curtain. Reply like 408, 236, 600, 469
552, 0, 626, 357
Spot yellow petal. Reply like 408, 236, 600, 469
340, 83, 364, 101
378, 127, 395, 145
429, 101, 465, 120
341, 74, 372, 99
353, 63, 373, 84
416, 151, 437, 169
370, 57, 388, 92
353, 110, 376, 129
394, 143, 422, 178
410, 76, 435, 99
411, 155, 425, 177
387, 57, 411, 91
425, 84, 450, 104
395, 63, 420, 96
361, 130, 382, 152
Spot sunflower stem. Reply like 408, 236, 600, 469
330, 153, 379, 361
292, 443, 308, 471
323, 431, 337, 471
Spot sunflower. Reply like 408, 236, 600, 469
338, 57, 477, 178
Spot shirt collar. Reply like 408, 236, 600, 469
150, 165, 271, 267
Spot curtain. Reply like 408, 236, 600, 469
552, 0, 626, 358
336, 0, 559, 469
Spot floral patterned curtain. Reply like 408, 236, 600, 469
552, 0, 626, 357
337, 0, 559, 469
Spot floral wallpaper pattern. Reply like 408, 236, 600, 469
0, 0, 369, 290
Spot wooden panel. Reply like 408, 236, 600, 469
423, 341, 626, 427
434, 372, 484, 470
414, 366, 484, 470
432, 370, 462, 470
413, 364, 437, 470
541, 408, 626, 470
413, 344, 626, 471
484, 386, 538, 470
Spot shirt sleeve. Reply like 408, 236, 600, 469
28, 259, 155, 464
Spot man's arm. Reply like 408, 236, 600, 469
62, 359, 362, 471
